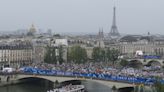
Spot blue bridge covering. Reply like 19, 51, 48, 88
21, 67, 163, 85
143, 55, 161, 59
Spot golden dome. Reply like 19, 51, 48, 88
29, 24, 36, 33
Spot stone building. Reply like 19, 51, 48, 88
32, 38, 50, 63
118, 35, 164, 58
0, 41, 33, 67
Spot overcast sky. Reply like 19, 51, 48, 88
0, 0, 163, 34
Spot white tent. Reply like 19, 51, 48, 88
135, 50, 143, 56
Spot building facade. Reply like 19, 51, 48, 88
118, 35, 164, 58
0, 41, 33, 67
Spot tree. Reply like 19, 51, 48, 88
68, 45, 87, 63
106, 48, 120, 66
92, 47, 100, 62
106, 48, 112, 62
53, 34, 61, 38
44, 46, 57, 64
120, 59, 129, 67
112, 85, 117, 92
101, 49, 106, 62
44, 45, 65, 64
58, 46, 64, 64
44, 46, 51, 63
92, 47, 105, 62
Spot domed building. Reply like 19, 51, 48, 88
27, 24, 37, 36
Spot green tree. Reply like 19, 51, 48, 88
120, 59, 129, 67
92, 47, 100, 62
53, 34, 61, 38
44, 46, 51, 63
92, 47, 105, 62
58, 46, 64, 64
106, 48, 112, 62
68, 45, 87, 63
101, 49, 106, 62
112, 85, 117, 92
44, 46, 57, 64
106, 48, 120, 66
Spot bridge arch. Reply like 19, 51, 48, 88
6, 76, 10, 82
118, 87, 134, 92
16, 75, 83, 84
128, 60, 143, 68
18, 77, 54, 83
147, 60, 162, 67
15, 74, 133, 88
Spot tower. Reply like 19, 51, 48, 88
109, 6, 120, 38
97, 28, 105, 48
98, 28, 104, 40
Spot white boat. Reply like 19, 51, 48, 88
47, 85, 85, 92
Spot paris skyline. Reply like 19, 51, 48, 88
0, 0, 163, 35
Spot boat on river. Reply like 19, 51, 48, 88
47, 84, 85, 92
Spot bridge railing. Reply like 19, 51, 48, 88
17, 67, 164, 85
1, 67, 164, 85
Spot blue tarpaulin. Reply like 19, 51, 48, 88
21, 67, 163, 85
143, 55, 161, 59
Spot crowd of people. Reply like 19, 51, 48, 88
22, 61, 164, 79
1, 61, 163, 85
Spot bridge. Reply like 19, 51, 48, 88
0, 74, 133, 89
127, 58, 164, 66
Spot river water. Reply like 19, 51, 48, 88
0, 80, 111, 92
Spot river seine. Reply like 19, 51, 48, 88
0, 80, 111, 92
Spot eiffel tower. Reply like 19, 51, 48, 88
109, 6, 120, 38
